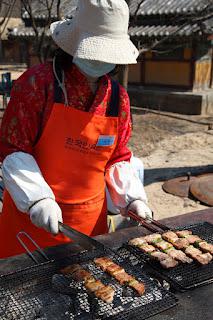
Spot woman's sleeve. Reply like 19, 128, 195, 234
0, 65, 48, 162
105, 84, 147, 210
106, 84, 132, 168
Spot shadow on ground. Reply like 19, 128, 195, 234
144, 165, 213, 185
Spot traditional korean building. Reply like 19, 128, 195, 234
6, 0, 213, 113
0, 0, 22, 63
127, 0, 213, 114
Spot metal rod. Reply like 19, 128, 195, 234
148, 217, 170, 231
127, 211, 161, 233
16, 231, 49, 264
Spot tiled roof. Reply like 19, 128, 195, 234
9, 0, 213, 39
129, 0, 210, 16
129, 18, 213, 38
129, 24, 200, 37
9, 26, 51, 38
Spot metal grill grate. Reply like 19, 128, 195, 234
0, 248, 177, 319
123, 222, 213, 290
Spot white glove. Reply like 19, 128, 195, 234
122, 199, 153, 220
29, 198, 63, 234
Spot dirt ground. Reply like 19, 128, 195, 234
0, 64, 213, 220
129, 108, 213, 220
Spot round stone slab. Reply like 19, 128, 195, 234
190, 174, 213, 206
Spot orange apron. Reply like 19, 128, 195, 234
0, 76, 119, 258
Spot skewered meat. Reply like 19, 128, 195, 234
128, 237, 147, 247
185, 246, 212, 265
113, 272, 134, 285
198, 241, 213, 255
172, 238, 190, 250
160, 257, 179, 269
155, 240, 173, 252
95, 285, 115, 303
128, 279, 145, 295
166, 248, 193, 263
60, 264, 82, 275
106, 263, 125, 276
151, 251, 169, 261
184, 235, 202, 244
61, 264, 92, 281
162, 231, 179, 243
138, 243, 156, 253
84, 277, 105, 292
71, 269, 91, 281
176, 230, 192, 237
94, 257, 145, 295
176, 230, 213, 254
144, 233, 162, 244
61, 264, 115, 303
94, 257, 113, 271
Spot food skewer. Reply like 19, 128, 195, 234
127, 212, 213, 260
94, 257, 145, 295
60, 264, 115, 303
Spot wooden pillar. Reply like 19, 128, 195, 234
193, 40, 212, 91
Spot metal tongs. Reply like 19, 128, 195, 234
127, 210, 170, 233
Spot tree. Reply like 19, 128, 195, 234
0, 0, 16, 60
20, 0, 62, 63
119, 0, 213, 89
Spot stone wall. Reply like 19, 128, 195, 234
128, 86, 213, 115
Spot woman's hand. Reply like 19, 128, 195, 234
29, 199, 63, 234
122, 199, 153, 221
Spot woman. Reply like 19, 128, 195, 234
0, 0, 152, 258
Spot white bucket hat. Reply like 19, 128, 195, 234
50, 0, 139, 64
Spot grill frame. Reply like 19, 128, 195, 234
123, 222, 213, 291
0, 247, 177, 320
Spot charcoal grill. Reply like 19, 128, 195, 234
0, 247, 177, 320
123, 222, 213, 291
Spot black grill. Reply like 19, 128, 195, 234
123, 222, 213, 291
0, 248, 177, 319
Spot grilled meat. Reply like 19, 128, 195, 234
106, 263, 125, 276
155, 240, 173, 252
185, 246, 213, 265
113, 271, 134, 285
138, 243, 156, 253
151, 251, 169, 261
128, 279, 145, 295
84, 278, 105, 292
150, 250, 178, 268
160, 257, 179, 269
60, 264, 91, 281
162, 231, 179, 243
166, 248, 193, 263
61, 264, 115, 303
176, 230, 192, 237
144, 233, 162, 244
184, 235, 202, 244
176, 230, 213, 254
95, 285, 115, 304
128, 237, 147, 247
94, 257, 113, 271
172, 238, 190, 250
94, 257, 145, 295
60, 264, 82, 275
198, 241, 213, 255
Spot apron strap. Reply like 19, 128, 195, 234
54, 62, 63, 103
107, 79, 120, 117
54, 64, 120, 117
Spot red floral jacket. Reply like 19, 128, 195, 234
0, 63, 132, 168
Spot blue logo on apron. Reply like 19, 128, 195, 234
96, 135, 115, 147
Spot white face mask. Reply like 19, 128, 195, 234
73, 57, 116, 78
